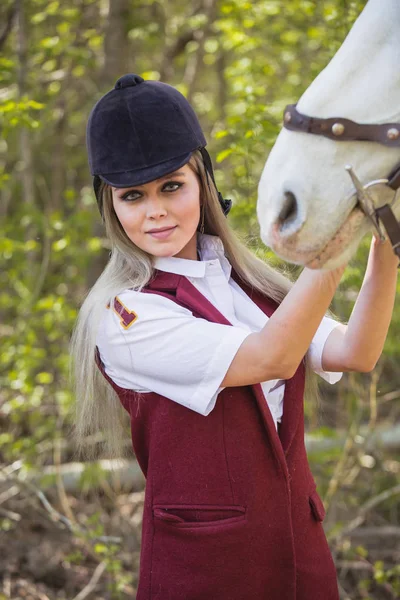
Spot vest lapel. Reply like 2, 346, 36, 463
230, 271, 304, 455
176, 276, 232, 325
278, 375, 305, 455
177, 276, 291, 461
146, 270, 232, 324
147, 271, 288, 446
146, 268, 302, 456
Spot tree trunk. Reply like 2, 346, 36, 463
16, 0, 34, 213
88, 0, 133, 288
102, 0, 132, 85
183, 0, 218, 103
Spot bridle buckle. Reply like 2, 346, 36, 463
345, 165, 387, 240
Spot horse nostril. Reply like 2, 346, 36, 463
278, 191, 298, 228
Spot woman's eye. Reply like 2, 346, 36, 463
121, 181, 183, 201
121, 191, 140, 201
164, 182, 182, 192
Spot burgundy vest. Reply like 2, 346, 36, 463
96, 269, 339, 600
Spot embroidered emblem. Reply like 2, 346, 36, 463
106, 297, 138, 329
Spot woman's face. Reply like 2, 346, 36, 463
111, 164, 201, 260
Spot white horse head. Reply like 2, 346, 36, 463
257, 0, 400, 269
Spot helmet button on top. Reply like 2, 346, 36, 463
114, 74, 144, 90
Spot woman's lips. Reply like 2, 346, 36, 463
147, 226, 177, 240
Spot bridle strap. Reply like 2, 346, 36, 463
388, 164, 400, 191
375, 204, 400, 260
282, 103, 400, 265
283, 104, 400, 192
283, 104, 400, 148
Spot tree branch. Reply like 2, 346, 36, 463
159, 0, 210, 81
183, 0, 218, 102
0, 0, 18, 52
71, 562, 107, 600
331, 483, 400, 542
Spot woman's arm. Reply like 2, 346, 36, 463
321, 235, 399, 373
222, 263, 346, 387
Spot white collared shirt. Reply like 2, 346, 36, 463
96, 233, 342, 428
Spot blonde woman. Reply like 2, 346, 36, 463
71, 74, 398, 600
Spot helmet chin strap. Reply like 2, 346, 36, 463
198, 147, 232, 216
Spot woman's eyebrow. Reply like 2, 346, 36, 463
113, 171, 186, 192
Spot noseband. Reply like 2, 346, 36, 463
283, 103, 400, 262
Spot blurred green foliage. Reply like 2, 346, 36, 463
1, 0, 399, 597
0, 0, 368, 464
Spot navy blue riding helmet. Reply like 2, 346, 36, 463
86, 73, 232, 219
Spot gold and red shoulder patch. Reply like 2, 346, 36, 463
106, 296, 138, 329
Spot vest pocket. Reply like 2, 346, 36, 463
309, 490, 326, 522
153, 503, 246, 529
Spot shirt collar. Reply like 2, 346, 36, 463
153, 233, 232, 279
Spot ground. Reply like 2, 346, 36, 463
0, 487, 398, 599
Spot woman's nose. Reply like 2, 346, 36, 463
146, 197, 168, 218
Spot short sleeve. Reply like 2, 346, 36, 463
96, 290, 251, 416
308, 316, 343, 384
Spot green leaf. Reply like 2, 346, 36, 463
36, 372, 54, 384
216, 148, 233, 163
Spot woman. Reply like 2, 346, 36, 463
71, 74, 398, 600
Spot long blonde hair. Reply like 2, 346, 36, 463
70, 150, 318, 459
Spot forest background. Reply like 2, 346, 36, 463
1, 0, 400, 598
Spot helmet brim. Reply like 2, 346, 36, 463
97, 151, 193, 190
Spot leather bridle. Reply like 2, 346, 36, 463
282, 103, 400, 262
